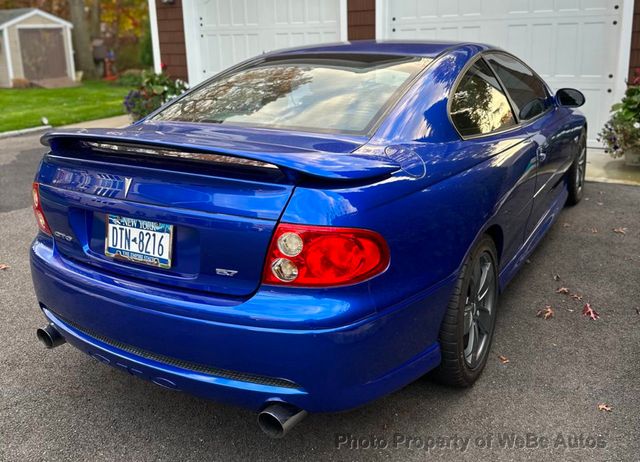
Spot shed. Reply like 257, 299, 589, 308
0, 8, 75, 88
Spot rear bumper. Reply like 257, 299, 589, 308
31, 237, 453, 413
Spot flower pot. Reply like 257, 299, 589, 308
624, 148, 640, 167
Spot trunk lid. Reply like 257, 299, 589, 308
37, 123, 399, 297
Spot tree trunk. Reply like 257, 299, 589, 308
68, 0, 96, 79
90, 0, 101, 39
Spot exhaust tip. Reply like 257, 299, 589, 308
36, 324, 65, 349
258, 403, 307, 438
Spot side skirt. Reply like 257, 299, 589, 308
498, 186, 569, 291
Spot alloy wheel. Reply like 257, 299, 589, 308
463, 252, 496, 368
576, 145, 587, 193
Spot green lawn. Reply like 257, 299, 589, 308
0, 81, 132, 133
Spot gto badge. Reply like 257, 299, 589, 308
53, 231, 73, 242
216, 268, 238, 277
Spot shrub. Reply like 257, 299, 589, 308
116, 69, 145, 87
123, 71, 188, 121
598, 74, 640, 158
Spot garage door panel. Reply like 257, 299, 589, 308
531, 23, 554, 76
555, 24, 579, 77
192, 0, 342, 82
383, 0, 623, 144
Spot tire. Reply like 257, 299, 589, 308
566, 129, 587, 206
433, 235, 499, 387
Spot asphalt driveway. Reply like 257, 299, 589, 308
0, 133, 638, 461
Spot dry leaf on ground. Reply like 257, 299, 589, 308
537, 306, 554, 320
582, 303, 600, 320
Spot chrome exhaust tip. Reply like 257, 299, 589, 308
257, 403, 307, 438
36, 323, 66, 349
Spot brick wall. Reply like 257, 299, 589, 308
156, 0, 188, 81
348, 0, 375, 40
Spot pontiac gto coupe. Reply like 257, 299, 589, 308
31, 41, 586, 437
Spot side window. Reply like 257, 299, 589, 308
485, 54, 551, 121
450, 59, 516, 137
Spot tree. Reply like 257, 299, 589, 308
67, 0, 96, 78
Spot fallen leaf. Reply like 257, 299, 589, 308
597, 403, 612, 412
596, 201, 603, 206
582, 303, 600, 320
563, 222, 571, 228
498, 355, 510, 364
0, 264, 9, 271
591, 228, 598, 234
556, 287, 570, 294
537, 305, 554, 320
571, 293, 583, 301
613, 227, 627, 235
553, 274, 561, 281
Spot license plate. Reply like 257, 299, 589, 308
105, 215, 173, 269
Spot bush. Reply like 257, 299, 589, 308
598, 72, 640, 158
123, 71, 188, 121
116, 69, 145, 87
115, 43, 143, 72
139, 21, 154, 68
598, 86, 640, 158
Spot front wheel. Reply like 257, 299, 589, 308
567, 130, 587, 205
433, 236, 499, 387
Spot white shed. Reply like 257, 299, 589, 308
0, 8, 75, 88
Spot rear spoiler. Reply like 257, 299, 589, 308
41, 129, 400, 182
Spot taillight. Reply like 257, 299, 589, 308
32, 183, 52, 236
262, 224, 390, 287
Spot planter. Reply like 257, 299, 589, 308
624, 148, 640, 167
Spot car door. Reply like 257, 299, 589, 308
448, 57, 538, 267
484, 52, 571, 238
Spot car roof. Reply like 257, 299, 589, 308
267, 40, 492, 59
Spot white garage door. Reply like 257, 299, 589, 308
379, 0, 628, 145
184, 0, 345, 85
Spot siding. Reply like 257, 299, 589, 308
630, 0, 640, 82
7, 24, 24, 79
348, 0, 375, 40
0, 37, 9, 87
156, 0, 188, 81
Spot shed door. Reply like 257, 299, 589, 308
188, 0, 343, 85
19, 28, 67, 81
380, 0, 623, 145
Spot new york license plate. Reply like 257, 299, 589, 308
105, 215, 173, 269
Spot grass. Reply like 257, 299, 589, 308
0, 81, 132, 133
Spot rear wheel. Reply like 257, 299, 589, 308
433, 236, 498, 387
567, 130, 587, 205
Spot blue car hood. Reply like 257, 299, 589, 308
41, 122, 401, 181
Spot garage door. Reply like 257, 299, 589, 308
184, 0, 345, 85
379, 0, 624, 145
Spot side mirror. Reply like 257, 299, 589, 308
556, 88, 585, 108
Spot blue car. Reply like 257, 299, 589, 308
30, 41, 586, 437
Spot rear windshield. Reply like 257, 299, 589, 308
151, 55, 430, 134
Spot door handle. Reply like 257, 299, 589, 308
537, 147, 547, 163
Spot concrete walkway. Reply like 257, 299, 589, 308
586, 148, 640, 186
60, 114, 131, 130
